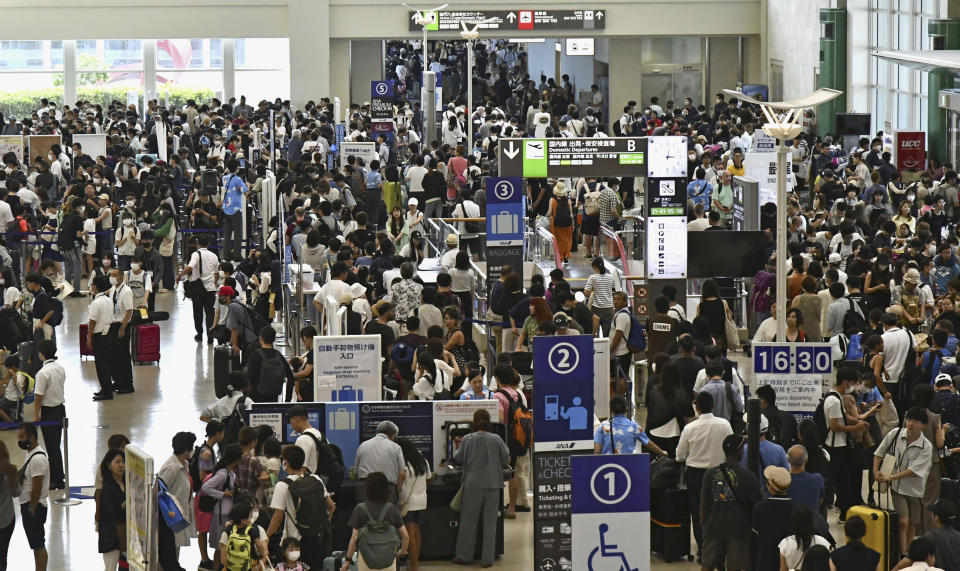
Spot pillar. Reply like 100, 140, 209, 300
928, 19, 960, 163
607, 38, 643, 128
818, 8, 847, 136
350, 40, 384, 107
288, 0, 330, 108
222, 39, 235, 102
329, 39, 351, 110
63, 40, 76, 106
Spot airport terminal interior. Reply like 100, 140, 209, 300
1, 1, 960, 570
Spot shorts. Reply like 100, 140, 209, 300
701, 537, 751, 570
0, 397, 18, 418
892, 491, 922, 523
611, 354, 632, 378
403, 509, 425, 526
21, 503, 47, 550
193, 495, 212, 533
580, 215, 600, 236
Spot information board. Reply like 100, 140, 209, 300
646, 216, 688, 279
408, 9, 605, 32
339, 141, 378, 168
498, 137, 646, 178
124, 445, 155, 571
534, 450, 590, 571
646, 178, 686, 216
745, 151, 794, 207
571, 454, 650, 571
0, 136, 24, 163
359, 401, 434, 468
753, 342, 833, 419
313, 334, 382, 403
533, 335, 595, 452
486, 176, 525, 310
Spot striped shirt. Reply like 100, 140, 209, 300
586, 272, 617, 309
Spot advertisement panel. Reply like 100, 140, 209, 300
895, 131, 926, 172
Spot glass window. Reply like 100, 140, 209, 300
877, 12, 890, 48
157, 39, 223, 70
0, 41, 65, 117
77, 39, 143, 70
234, 39, 290, 102
897, 14, 913, 49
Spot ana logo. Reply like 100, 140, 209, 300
900, 140, 922, 148
554, 442, 577, 450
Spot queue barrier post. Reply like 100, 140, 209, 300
52, 417, 80, 506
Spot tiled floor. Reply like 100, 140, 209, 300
4, 286, 841, 570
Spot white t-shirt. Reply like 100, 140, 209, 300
19, 448, 50, 506
611, 310, 631, 357
881, 327, 914, 384
823, 391, 847, 448
115, 224, 140, 256
399, 463, 432, 513
2, 371, 25, 402
407, 166, 428, 193
82, 218, 97, 254
777, 534, 831, 569
3, 286, 19, 308
269, 473, 328, 540
294, 427, 324, 474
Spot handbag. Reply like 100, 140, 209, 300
116, 521, 127, 552
183, 250, 207, 299
449, 485, 464, 511
158, 227, 176, 257
157, 477, 191, 533
723, 300, 742, 350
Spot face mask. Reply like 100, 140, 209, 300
130, 263, 140, 271
287, 551, 301, 562
219, 270, 226, 278
0, 278, 4, 285
17, 440, 29, 451
845, 386, 857, 394
688, 154, 696, 161
109, 277, 118, 287
250, 510, 259, 522
123, 219, 133, 226
102, 260, 111, 268
93, 178, 102, 185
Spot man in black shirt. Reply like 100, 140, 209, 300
365, 301, 396, 377
673, 335, 705, 401
244, 326, 296, 402
557, 292, 598, 336
57, 197, 85, 296
701, 435, 762, 571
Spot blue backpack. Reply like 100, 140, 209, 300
845, 333, 863, 361
616, 309, 647, 353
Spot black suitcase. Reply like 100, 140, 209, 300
214, 345, 241, 398
0, 308, 28, 351
651, 487, 691, 562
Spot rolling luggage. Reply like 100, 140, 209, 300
444, 421, 474, 463
846, 504, 898, 571
214, 345, 241, 398
132, 323, 160, 364
79, 324, 94, 359
650, 487, 691, 562
322, 551, 355, 571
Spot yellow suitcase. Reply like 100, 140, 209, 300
846, 504, 898, 570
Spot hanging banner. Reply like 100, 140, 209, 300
313, 334, 382, 403
0, 136, 24, 164
124, 445, 155, 571
895, 131, 926, 172
155, 121, 168, 163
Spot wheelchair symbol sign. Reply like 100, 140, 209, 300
547, 342, 580, 375
494, 180, 515, 200
590, 464, 631, 505
588, 524, 639, 571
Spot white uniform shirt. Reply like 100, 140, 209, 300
88, 293, 114, 334
110, 283, 134, 322
676, 413, 733, 469
187, 248, 219, 292
34, 359, 66, 407
294, 427, 325, 474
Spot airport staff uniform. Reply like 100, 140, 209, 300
89, 291, 115, 396
109, 281, 135, 392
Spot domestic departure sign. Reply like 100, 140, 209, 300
753, 342, 833, 419
497, 137, 646, 178
408, 9, 605, 32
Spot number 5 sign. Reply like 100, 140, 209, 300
533, 335, 595, 452
753, 342, 833, 420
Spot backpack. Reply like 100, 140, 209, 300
431, 370, 453, 400
813, 391, 843, 445
224, 524, 254, 571
250, 349, 287, 398
18, 372, 36, 405
201, 169, 219, 195
188, 444, 213, 493
841, 298, 866, 337
552, 197, 572, 227
897, 286, 922, 327
36, 292, 64, 326
221, 396, 247, 448
583, 185, 602, 216
498, 388, 533, 456
301, 431, 345, 493
281, 474, 331, 539
845, 333, 864, 361
460, 203, 481, 234
612, 115, 626, 137
616, 309, 647, 353
356, 503, 402, 569
898, 329, 922, 385
390, 342, 416, 369
751, 271, 775, 314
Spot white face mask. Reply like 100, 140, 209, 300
102, 260, 112, 268
130, 263, 140, 271
287, 551, 300, 562
93, 178, 102, 185
126, 200, 135, 207
845, 386, 857, 394
109, 276, 118, 287
123, 219, 133, 226
249, 510, 259, 522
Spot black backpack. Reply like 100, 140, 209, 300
221, 396, 247, 448
251, 349, 287, 398
813, 391, 842, 445
281, 474, 331, 539
898, 329, 922, 386
553, 197, 572, 227
302, 431, 345, 493
841, 298, 867, 337
188, 444, 213, 493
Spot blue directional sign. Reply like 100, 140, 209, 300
485, 176, 523, 205
370, 81, 394, 98
486, 202, 525, 246
533, 335, 595, 452
572, 454, 650, 571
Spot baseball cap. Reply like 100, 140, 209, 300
410, 230, 422, 240
828, 253, 842, 264
217, 286, 236, 297
764, 466, 792, 493
553, 313, 570, 328
98, 193, 110, 201
936, 373, 954, 387
408, 197, 418, 206
722, 434, 743, 455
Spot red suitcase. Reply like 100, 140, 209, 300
79, 323, 94, 359
132, 323, 161, 365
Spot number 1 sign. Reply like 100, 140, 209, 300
752, 342, 833, 420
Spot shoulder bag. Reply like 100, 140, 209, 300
723, 299, 742, 351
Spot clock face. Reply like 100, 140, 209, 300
648, 136, 689, 178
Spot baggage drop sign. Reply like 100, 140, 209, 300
313, 334, 382, 402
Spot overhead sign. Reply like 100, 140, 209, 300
408, 9, 605, 32
313, 334, 382, 403
371, 81, 394, 123
895, 131, 926, 171
486, 177, 526, 305
572, 455, 650, 571
498, 137, 647, 178
566, 38, 595, 56
371, 81, 394, 99
753, 342, 833, 419
533, 335, 595, 452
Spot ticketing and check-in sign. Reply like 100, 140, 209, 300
533, 335, 595, 452
498, 137, 647, 178
572, 454, 650, 571
753, 342, 833, 419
